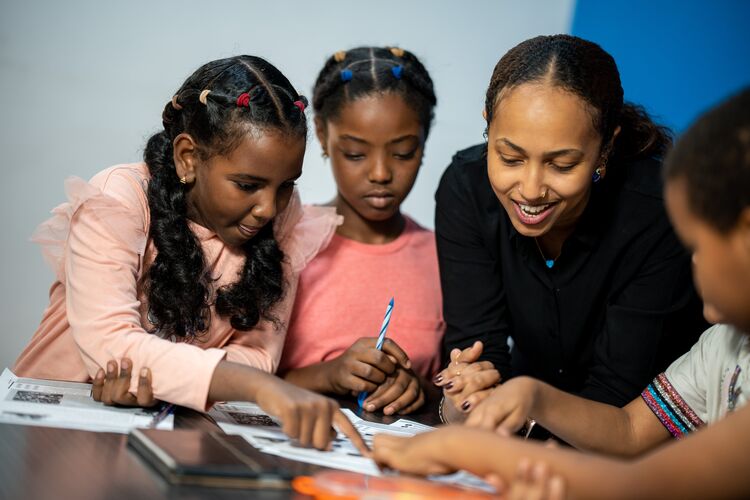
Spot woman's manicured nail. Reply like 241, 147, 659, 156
140, 368, 148, 377
433, 374, 443, 384
461, 401, 471, 411
445, 381, 454, 390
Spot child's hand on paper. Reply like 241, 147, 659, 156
91, 358, 159, 407
360, 366, 424, 415
254, 375, 371, 456
465, 377, 539, 434
373, 429, 456, 475
324, 337, 411, 395
434, 341, 501, 418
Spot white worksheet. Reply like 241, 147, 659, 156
0, 368, 173, 433
209, 401, 493, 493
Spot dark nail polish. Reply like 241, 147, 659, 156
433, 374, 443, 384
445, 381, 454, 390
461, 401, 471, 411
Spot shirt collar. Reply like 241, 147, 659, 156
187, 220, 218, 242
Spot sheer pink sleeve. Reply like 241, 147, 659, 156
43, 166, 226, 410
32, 175, 148, 282
275, 190, 343, 274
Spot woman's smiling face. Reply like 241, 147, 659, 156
486, 83, 604, 239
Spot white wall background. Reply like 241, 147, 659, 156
0, 0, 574, 369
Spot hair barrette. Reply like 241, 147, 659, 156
340, 69, 353, 82
293, 100, 306, 113
199, 89, 211, 105
236, 92, 251, 107
389, 47, 405, 58
391, 65, 403, 80
334, 50, 347, 63
170, 95, 183, 110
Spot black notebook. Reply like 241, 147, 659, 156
128, 428, 294, 489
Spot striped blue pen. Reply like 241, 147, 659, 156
149, 402, 175, 428
357, 297, 394, 410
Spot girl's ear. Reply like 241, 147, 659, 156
173, 133, 199, 183
314, 116, 328, 155
482, 109, 488, 121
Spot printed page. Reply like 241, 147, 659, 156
0, 368, 173, 433
209, 401, 493, 493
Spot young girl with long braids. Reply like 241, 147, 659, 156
277, 46, 444, 415
14, 55, 367, 452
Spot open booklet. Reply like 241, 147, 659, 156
209, 401, 494, 493
0, 368, 173, 433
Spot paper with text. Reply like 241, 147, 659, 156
0, 368, 173, 433
209, 401, 493, 493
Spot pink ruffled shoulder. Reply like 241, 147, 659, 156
274, 190, 342, 274
32, 166, 149, 282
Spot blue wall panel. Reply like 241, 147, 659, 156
572, 0, 750, 132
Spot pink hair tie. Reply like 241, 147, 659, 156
293, 100, 306, 113
236, 92, 251, 107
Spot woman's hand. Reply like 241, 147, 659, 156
360, 366, 425, 415
434, 341, 501, 416
253, 375, 370, 456
91, 358, 159, 407
322, 337, 412, 395
373, 429, 457, 476
465, 377, 539, 434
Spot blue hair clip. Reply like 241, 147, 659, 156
340, 69, 353, 82
391, 65, 403, 80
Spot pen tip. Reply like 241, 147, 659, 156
389, 297, 394, 305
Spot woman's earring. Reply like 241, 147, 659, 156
321, 151, 329, 160
592, 168, 601, 183
593, 155, 608, 184
180, 176, 187, 184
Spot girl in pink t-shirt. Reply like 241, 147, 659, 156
14, 55, 366, 453
278, 47, 445, 416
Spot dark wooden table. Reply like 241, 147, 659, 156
0, 394, 441, 500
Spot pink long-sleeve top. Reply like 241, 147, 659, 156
14, 163, 340, 410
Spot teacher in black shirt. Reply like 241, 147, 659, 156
436, 35, 705, 422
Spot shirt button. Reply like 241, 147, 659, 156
558, 368, 564, 374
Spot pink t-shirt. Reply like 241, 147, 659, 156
278, 217, 445, 378
14, 163, 339, 411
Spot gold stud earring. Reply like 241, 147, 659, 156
321, 151, 329, 159
180, 176, 187, 184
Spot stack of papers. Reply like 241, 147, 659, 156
0, 368, 173, 433
209, 401, 494, 493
